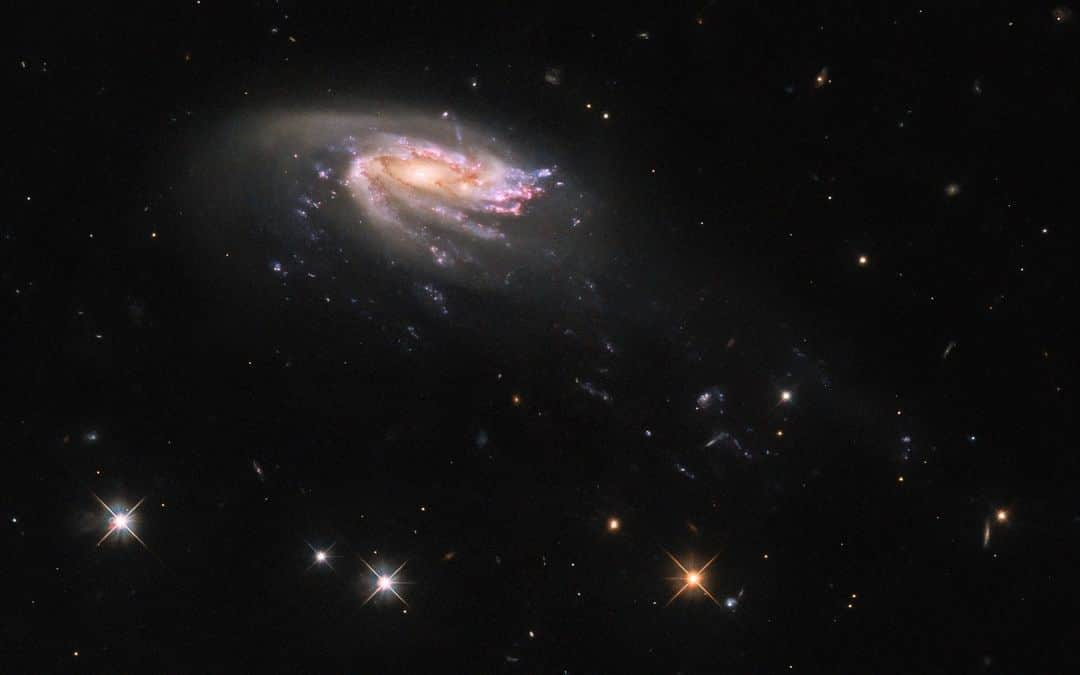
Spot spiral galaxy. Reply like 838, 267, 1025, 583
348, 133, 549, 250
220, 109, 587, 289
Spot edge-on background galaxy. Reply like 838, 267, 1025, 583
199, 107, 594, 293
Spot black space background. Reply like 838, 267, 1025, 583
4, 2, 1078, 672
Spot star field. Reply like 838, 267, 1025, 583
4, 3, 1077, 672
